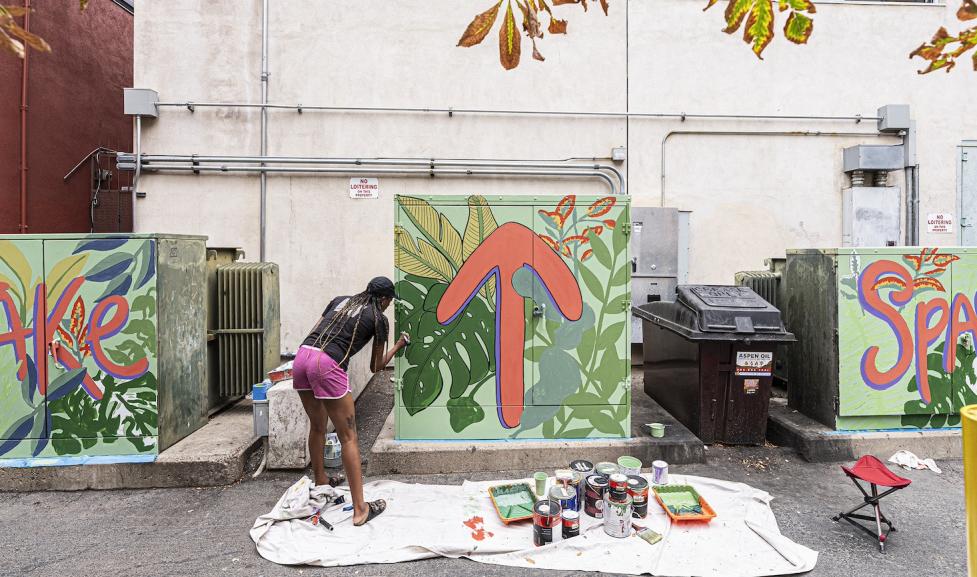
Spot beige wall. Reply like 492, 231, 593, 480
135, 1, 977, 391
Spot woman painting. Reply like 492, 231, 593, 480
293, 276, 409, 526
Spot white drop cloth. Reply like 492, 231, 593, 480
251, 474, 818, 576
889, 450, 942, 474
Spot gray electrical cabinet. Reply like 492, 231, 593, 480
630, 208, 680, 348
842, 187, 901, 247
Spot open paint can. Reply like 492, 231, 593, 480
549, 485, 577, 513
627, 475, 650, 518
533, 500, 562, 546
584, 474, 608, 518
595, 462, 619, 477
603, 494, 633, 538
617, 456, 642, 475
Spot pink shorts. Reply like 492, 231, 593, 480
292, 345, 351, 399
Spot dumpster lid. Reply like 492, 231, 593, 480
632, 285, 795, 342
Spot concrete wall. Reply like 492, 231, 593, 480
133, 0, 977, 394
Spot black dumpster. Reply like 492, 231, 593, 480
633, 285, 795, 445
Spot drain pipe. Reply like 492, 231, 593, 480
139, 155, 626, 195
134, 163, 618, 194
18, 0, 30, 233
259, 0, 270, 262
903, 120, 919, 245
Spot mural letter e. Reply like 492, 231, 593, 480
436, 223, 582, 429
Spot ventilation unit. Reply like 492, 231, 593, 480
216, 262, 281, 400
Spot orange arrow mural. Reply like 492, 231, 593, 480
436, 222, 582, 429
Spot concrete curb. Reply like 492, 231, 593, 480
767, 398, 962, 463
0, 402, 260, 491
368, 399, 705, 475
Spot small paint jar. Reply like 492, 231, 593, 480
562, 509, 580, 539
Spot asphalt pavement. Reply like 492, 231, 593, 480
0, 371, 966, 577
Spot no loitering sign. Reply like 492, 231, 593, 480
926, 212, 953, 234
349, 177, 380, 199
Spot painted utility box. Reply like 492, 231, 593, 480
394, 195, 631, 440
0, 234, 207, 464
786, 247, 977, 431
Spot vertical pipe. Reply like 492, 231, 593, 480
18, 0, 30, 233
259, 0, 269, 262
134, 115, 141, 232
963, 405, 977, 577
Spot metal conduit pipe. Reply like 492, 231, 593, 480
152, 100, 878, 124
18, 0, 30, 233
135, 164, 618, 194
260, 0, 270, 262
139, 155, 626, 195
660, 130, 896, 207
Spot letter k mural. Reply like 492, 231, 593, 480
436, 223, 582, 429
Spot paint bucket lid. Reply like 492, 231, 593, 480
627, 475, 649, 491
652, 460, 668, 468
570, 460, 594, 473
555, 470, 574, 483
549, 486, 573, 500
617, 456, 642, 470
535, 500, 561, 517
562, 509, 580, 521
587, 474, 609, 489
609, 473, 629, 486
595, 462, 619, 475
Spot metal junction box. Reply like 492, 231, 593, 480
842, 187, 901, 247
630, 207, 680, 346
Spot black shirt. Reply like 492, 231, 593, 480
301, 296, 387, 370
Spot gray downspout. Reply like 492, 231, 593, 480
903, 120, 918, 246
260, 0, 269, 262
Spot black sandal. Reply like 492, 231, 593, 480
354, 499, 387, 526
327, 474, 345, 487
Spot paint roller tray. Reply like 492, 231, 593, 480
488, 483, 537, 524
653, 485, 717, 522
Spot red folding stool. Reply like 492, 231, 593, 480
832, 455, 911, 553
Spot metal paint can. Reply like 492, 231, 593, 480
562, 509, 580, 539
627, 475, 650, 518
608, 473, 629, 493
595, 461, 619, 477
555, 469, 574, 488
652, 460, 669, 485
533, 500, 562, 547
569, 460, 594, 505
603, 494, 633, 538
549, 485, 577, 513
617, 456, 642, 476
584, 474, 608, 518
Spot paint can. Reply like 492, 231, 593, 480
549, 485, 577, 513
617, 456, 642, 476
608, 473, 629, 501
603, 494, 633, 538
652, 460, 669, 485
595, 462, 619, 477
627, 475, 650, 518
533, 500, 562, 547
570, 460, 594, 505
562, 509, 580, 539
584, 474, 608, 518
555, 469, 574, 488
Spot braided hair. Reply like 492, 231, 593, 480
308, 290, 389, 370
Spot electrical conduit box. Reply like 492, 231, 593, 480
0, 234, 207, 465
394, 194, 631, 440
786, 247, 977, 430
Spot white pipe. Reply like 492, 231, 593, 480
133, 115, 140, 231
136, 163, 618, 194
139, 154, 626, 195
260, 0, 269, 262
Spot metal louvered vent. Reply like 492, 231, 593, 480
216, 263, 281, 398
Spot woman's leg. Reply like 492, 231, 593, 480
323, 392, 369, 523
297, 390, 329, 486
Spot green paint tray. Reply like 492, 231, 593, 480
653, 484, 716, 522
488, 483, 537, 524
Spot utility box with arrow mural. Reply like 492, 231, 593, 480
394, 195, 631, 440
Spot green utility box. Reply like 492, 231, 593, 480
0, 234, 207, 464
786, 247, 977, 431
394, 194, 631, 440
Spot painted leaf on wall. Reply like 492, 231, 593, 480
463, 195, 500, 303
84, 253, 134, 283
395, 226, 453, 281
447, 396, 486, 432
398, 196, 464, 269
